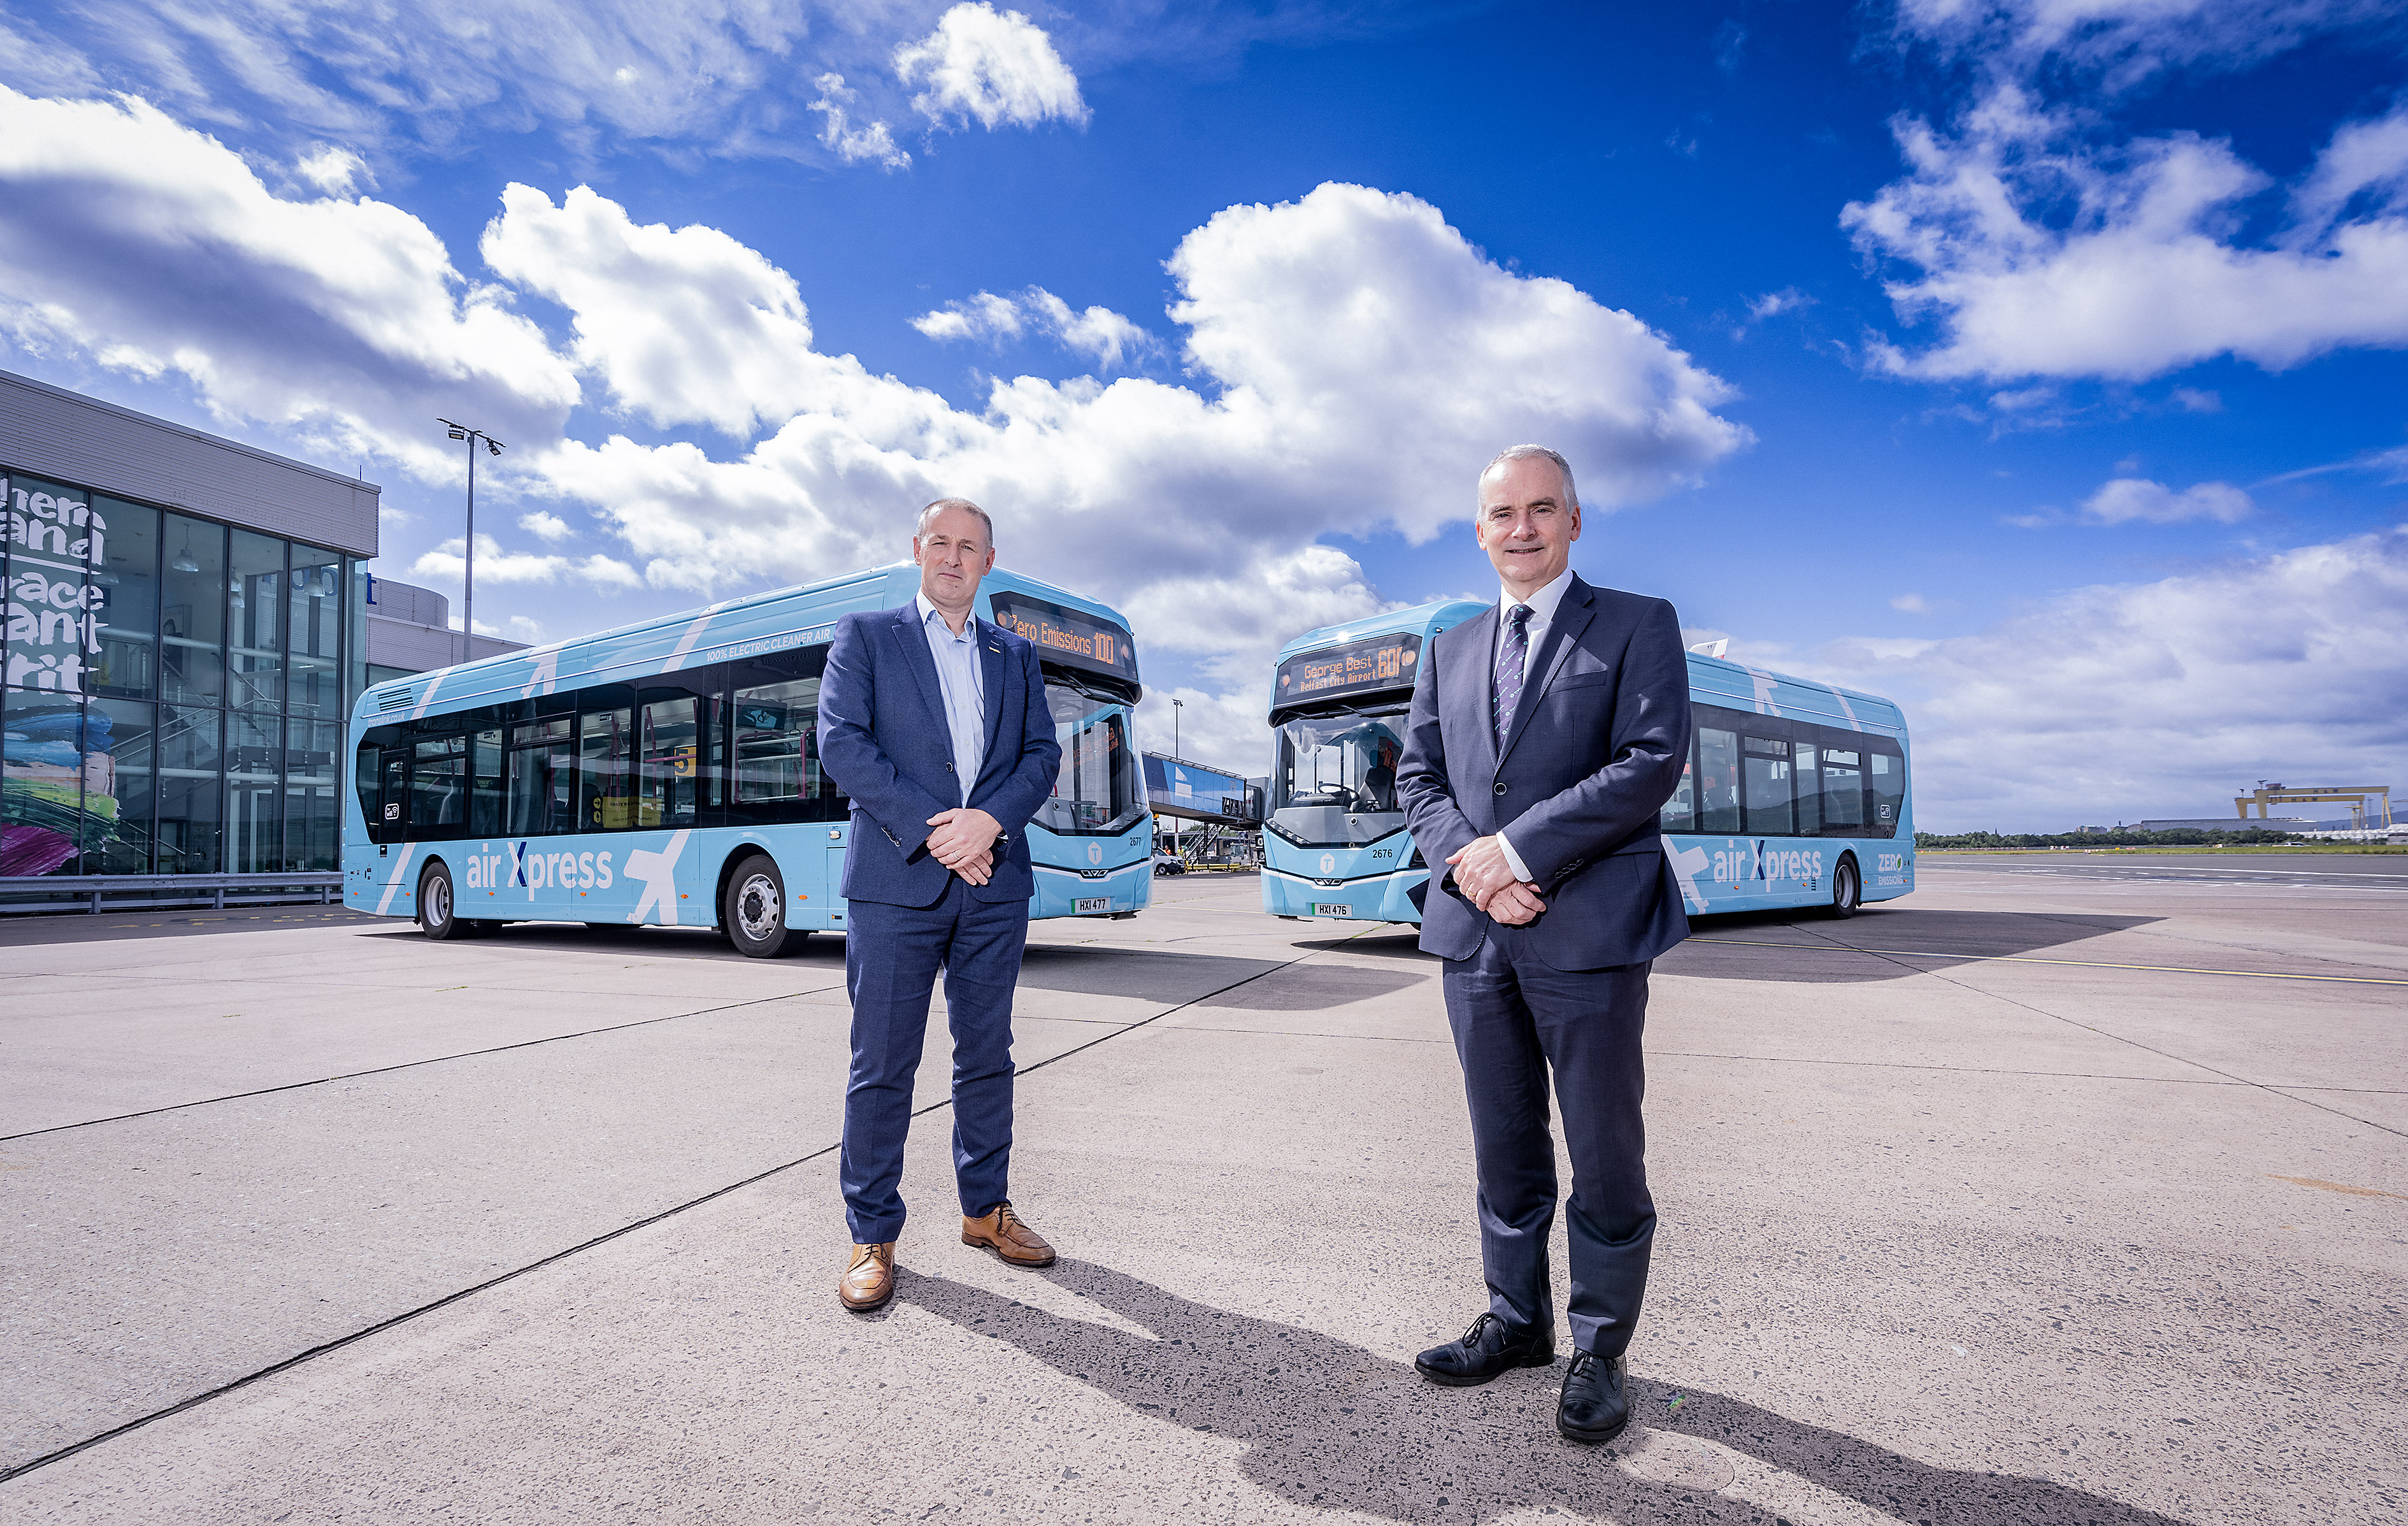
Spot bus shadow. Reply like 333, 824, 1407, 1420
896, 1260, 2188, 1526
434, 921, 849, 963
1662, 906, 2165, 984
1016, 944, 1295, 1004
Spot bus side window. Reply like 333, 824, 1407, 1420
1793, 743, 1821, 835
355, 738, 382, 835
379, 751, 407, 840
1869, 751, 1903, 837
469, 729, 505, 838
508, 717, 575, 837
410, 735, 468, 840
1742, 735, 1791, 836
582, 707, 634, 830
733, 677, 815, 817
1658, 731, 1698, 831
1698, 726, 1740, 833
639, 695, 699, 829
1819, 744, 1865, 835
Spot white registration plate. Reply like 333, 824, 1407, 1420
1075, 897, 1112, 914
1313, 902, 1353, 918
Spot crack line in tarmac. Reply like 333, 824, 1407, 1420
1777, 925, 2408, 1141
1687, 937, 2408, 986
0, 980, 850, 1144
0, 925, 1370, 1485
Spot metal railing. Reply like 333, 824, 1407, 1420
0, 872, 345, 916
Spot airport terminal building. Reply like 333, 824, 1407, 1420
0, 369, 468, 909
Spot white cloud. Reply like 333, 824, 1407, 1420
2170, 385, 2221, 412
519, 509, 573, 542
412, 533, 641, 591
1747, 287, 1810, 320
534, 182, 1745, 606
292, 144, 369, 195
910, 285, 1151, 367
1818, 524, 2408, 830
807, 73, 909, 171
1888, 1, 2395, 90
910, 289, 1028, 344
1890, 591, 1934, 614
27, 0, 840, 160
505, 614, 542, 642
480, 184, 826, 439
1846, 91, 2408, 382
895, 3, 1087, 131
0, 85, 577, 479
2081, 476, 2253, 524
1025, 289, 1149, 368
0, 107, 1744, 743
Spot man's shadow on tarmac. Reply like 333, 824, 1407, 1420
899, 1260, 2186, 1526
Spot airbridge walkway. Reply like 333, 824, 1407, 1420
1, 857, 2402, 1523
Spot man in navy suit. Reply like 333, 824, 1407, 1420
816, 499, 1065, 1313
1396, 445, 1693, 1443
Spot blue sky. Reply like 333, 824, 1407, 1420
2, 1, 2404, 828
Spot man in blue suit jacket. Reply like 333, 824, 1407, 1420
816, 499, 1064, 1313
1396, 446, 1693, 1443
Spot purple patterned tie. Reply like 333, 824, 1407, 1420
1493, 603, 1532, 747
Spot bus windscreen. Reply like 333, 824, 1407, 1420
989, 592, 1139, 689
1272, 632, 1422, 712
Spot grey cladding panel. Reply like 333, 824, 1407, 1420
0, 370, 377, 556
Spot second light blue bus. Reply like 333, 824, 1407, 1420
343, 564, 1153, 954
1263, 600, 1915, 925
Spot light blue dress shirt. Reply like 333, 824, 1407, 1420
917, 592, 987, 805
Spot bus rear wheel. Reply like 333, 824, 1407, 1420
418, 863, 471, 940
1826, 855, 1861, 919
725, 854, 808, 958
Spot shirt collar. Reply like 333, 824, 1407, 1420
1498, 568, 1575, 624
915, 591, 977, 641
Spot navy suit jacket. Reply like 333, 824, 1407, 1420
1397, 573, 1693, 970
817, 603, 1063, 907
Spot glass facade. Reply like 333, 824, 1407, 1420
4, 465, 366, 877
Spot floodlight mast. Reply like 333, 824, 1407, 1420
436, 419, 505, 662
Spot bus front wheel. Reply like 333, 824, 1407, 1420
725, 854, 808, 958
1826, 855, 1861, 919
418, 863, 471, 940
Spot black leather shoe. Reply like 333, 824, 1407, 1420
1414, 1311, 1554, 1386
1556, 1350, 1631, 1443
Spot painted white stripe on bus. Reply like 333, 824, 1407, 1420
375, 844, 417, 915
410, 670, 445, 719
659, 600, 737, 674
520, 644, 561, 698
1824, 683, 1862, 731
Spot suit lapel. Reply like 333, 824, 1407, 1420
1498, 576, 1597, 767
1459, 605, 1501, 779
976, 617, 1009, 775
887, 603, 950, 738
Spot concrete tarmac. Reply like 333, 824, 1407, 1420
1, 857, 2402, 1523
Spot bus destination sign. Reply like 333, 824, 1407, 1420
988, 593, 1140, 687
1273, 631, 1422, 711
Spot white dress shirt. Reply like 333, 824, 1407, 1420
916, 592, 987, 805
1491, 568, 1576, 883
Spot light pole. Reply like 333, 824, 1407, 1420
437, 419, 504, 661
1170, 697, 1184, 862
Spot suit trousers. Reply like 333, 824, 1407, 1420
840, 875, 1028, 1244
1442, 927, 1654, 1358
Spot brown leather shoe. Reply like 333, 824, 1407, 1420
961, 1202, 1056, 1267
838, 1242, 896, 1312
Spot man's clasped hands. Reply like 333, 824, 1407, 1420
1447, 835, 1546, 925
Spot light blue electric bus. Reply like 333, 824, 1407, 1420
1263, 601, 1914, 924
343, 564, 1152, 954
